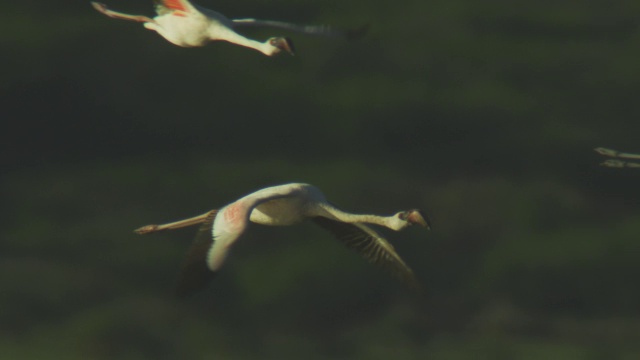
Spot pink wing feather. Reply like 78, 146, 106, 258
160, 0, 190, 12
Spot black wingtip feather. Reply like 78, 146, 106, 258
175, 271, 216, 298
346, 23, 370, 40
312, 216, 422, 290
174, 210, 218, 297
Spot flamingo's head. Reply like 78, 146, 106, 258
393, 209, 431, 231
267, 37, 295, 56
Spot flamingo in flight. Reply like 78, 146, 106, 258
135, 183, 430, 296
91, 0, 366, 56
595, 147, 640, 168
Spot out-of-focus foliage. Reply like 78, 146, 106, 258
2, 0, 640, 359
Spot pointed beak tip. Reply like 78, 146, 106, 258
285, 44, 295, 56
282, 38, 295, 56
409, 210, 430, 229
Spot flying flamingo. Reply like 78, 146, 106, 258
135, 183, 430, 295
595, 147, 640, 168
91, 0, 367, 56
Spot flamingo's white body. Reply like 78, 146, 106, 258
135, 183, 430, 295
92, 0, 364, 56
595, 147, 640, 168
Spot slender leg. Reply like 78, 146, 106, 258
91, 2, 155, 23
135, 211, 215, 235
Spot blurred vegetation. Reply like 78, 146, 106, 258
2, 0, 640, 359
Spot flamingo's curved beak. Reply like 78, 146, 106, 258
408, 210, 431, 230
280, 37, 295, 55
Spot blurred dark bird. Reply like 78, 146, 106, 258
135, 183, 429, 295
91, 0, 367, 56
595, 147, 640, 168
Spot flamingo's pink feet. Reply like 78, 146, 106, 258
134, 224, 159, 235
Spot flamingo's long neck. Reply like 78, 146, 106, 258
213, 29, 273, 55
316, 203, 396, 229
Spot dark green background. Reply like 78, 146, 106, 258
2, 1, 640, 358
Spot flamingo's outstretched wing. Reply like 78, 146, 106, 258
175, 210, 218, 296
312, 217, 421, 289
232, 19, 369, 40
177, 185, 307, 295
